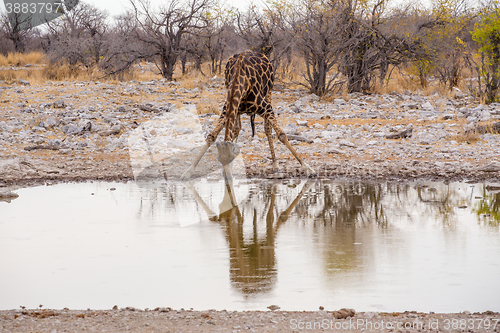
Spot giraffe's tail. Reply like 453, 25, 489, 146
224, 53, 245, 141
250, 114, 256, 137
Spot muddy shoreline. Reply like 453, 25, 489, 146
1, 158, 499, 190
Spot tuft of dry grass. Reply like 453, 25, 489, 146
131, 61, 163, 81
197, 99, 221, 115
448, 129, 481, 144
177, 69, 212, 89
42, 63, 94, 81
0, 68, 46, 84
376, 67, 423, 95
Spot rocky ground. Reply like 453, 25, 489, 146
1, 76, 500, 190
1, 308, 500, 333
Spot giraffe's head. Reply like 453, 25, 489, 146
216, 141, 241, 166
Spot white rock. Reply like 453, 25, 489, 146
421, 101, 434, 110
415, 131, 436, 145
466, 116, 478, 123
479, 110, 491, 121
321, 131, 340, 139
338, 139, 356, 148
0, 121, 13, 132
175, 127, 194, 134
479, 162, 500, 172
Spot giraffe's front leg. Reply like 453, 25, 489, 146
181, 109, 228, 180
180, 142, 210, 180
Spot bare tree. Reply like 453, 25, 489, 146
129, 0, 213, 80
338, 0, 419, 93
291, 0, 350, 95
0, 11, 35, 52
289, 0, 421, 95
182, 30, 207, 74
100, 12, 146, 78
43, 2, 109, 68
235, 3, 292, 74
416, 0, 476, 90
202, 5, 234, 74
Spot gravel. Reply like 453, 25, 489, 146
1, 79, 499, 186
1, 308, 499, 332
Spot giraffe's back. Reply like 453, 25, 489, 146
224, 51, 274, 116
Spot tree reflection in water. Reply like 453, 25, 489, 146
473, 185, 500, 226
133, 179, 500, 296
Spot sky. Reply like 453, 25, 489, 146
0, 0, 433, 23
0, 0, 254, 20
84, 0, 252, 17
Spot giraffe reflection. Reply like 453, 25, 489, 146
186, 179, 313, 295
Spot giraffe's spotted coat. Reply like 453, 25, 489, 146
182, 51, 316, 179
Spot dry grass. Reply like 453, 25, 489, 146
133, 70, 162, 82
42, 63, 152, 82
177, 67, 212, 89
131, 61, 163, 81
0, 59, 163, 84
0, 52, 45, 67
0, 69, 39, 82
42, 63, 89, 81
378, 71, 416, 94
373, 65, 476, 98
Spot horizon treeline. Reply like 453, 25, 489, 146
1, 0, 500, 102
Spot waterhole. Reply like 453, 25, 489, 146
1, 179, 499, 312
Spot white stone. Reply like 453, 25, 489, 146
421, 101, 434, 110
338, 139, 356, 148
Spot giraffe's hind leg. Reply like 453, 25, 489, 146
264, 112, 317, 177
264, 118, 280, 171
231, 115, 242, 142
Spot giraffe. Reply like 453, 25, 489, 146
180, 50, 316, 180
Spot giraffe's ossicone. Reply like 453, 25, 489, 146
181, 51, 316, 179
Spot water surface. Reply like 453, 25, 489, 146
1, 179, 499, 312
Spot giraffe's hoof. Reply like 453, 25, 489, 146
268, 168, 285, 179
302, 164, 317, 178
